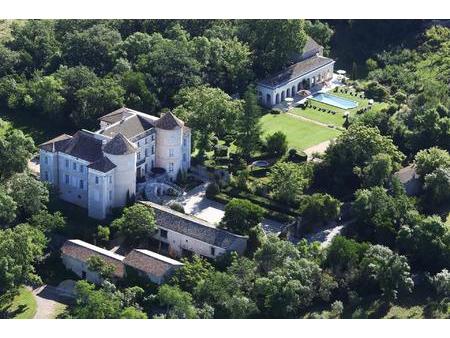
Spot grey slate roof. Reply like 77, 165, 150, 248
303, 36, 322, 55
394, 165, 421, 196
103, 133, 137, 155
60, 131, 104, 162
100, 114, 155, 139
98, 107, 134, 125
154, 111, 184, 130
139, 201, 247, 249
258, 55, 334, 88
39, 134, 73, 152
123, 249, 183, 277
88, 156, 116, 172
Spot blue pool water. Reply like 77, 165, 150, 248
310, 93, 358, 109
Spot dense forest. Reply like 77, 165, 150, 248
0, 20, 449, 319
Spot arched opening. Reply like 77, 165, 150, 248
286, 88, 290, 97
266, 94, 271, 105
302, 79, 309, 89
292, 86, 296, 97
281, 91, 285, 101
275, 94, 280, 104
297, 82, 302, 91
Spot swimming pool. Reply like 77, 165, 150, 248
310, 93, 358, 110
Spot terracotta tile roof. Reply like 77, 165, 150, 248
154, 111, 184, 130
61, 239, 125, 278
139, 201, 248, 250
258, 55, 334, 88
103, 133, 137, 155
39, 134, 72, 152
88, 156, 116, 173
60, 131, 104, 162
123, 249, 183, 277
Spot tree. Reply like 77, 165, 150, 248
71, 280, 123, 319
87, 256, 115, 281
298, 193, 341, 227
254, 235, 300, 274
171, 255, 214, 293
121, 71, 159, 114
268, 162, 313, 205
62, 24, 122, 74
120, 306, 147, 319
431, 269, 450, 298
235, 85, 262, 158
6, 173, 49, 219
0, 119, 35, 182
97, 225, 110, 242
0, 223, 47, 292
111, 204, 157, 244
156, 284, 199, 319
304, 20, 334, 50
321, 125, 405, 195
239, 20, 307, 77
265, 131, 288, 158
0, 187, 17, 225
414, 147, 450, 178
325, 236, 369, 284
423, 167, 450, 206
221, 198, 265, 235
173, 85, 241, 158
28, 210, 66, 233
71, 76, 125, 128
8, 20, 60, 73
352, 186, 415, 245
361, 245, 413, 302
361, 153, 394, 187
397, 216, 449, 272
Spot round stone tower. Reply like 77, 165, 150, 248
154, 111, 184, 181
103, 133, 137, 208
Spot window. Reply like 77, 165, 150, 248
79, 165, 84, 173
72, 162, 77, 171
79, 179, 84, 189
151, 134, 155, 141
183, 138, 187, 146
109, 176, 112, 184
145, 148, 148, 157
145, 137, 148, 144
169, 148, 174, 157
168, 163, 174, 172
95, 176, 99, 184
151, 145, 155, 155
160, 229, 168, 239
65, 159, 69, 168
137, 141, 140, 147
137, 152, 141, 160
109, 190, 112, 201
44, 156, 48, 165
65, 174, 69, 184
210, 247, 216, 256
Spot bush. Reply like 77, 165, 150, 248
169, 202, 185, 214
266, 131, 288, 158
270, 109, 280, 115
214, 144, 229, 157
288, 149, 307, 163
205, 182, 220, 198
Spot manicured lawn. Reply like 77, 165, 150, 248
291, 90, 387, 128
0, 286, 37, 319
260, 113, 341, 150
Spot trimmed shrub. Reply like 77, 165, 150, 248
206, 182, 220, 198
169, 202, 185, 214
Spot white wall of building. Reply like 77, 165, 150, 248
104, 152, 136, 208
155, 127, 184, 181
87, 169, 115, 219
61, 254, 103, 285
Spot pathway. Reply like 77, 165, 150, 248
32, 283, 74, 319
303, 140, 332, 159
173, 183, 285, 234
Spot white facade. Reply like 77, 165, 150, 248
39, 109, 191, 219
257, 60, 335, 107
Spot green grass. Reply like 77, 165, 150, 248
0, 286, 37, 319
260, 113, 341, 151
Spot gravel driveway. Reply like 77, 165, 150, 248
32, 283, 74, 319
